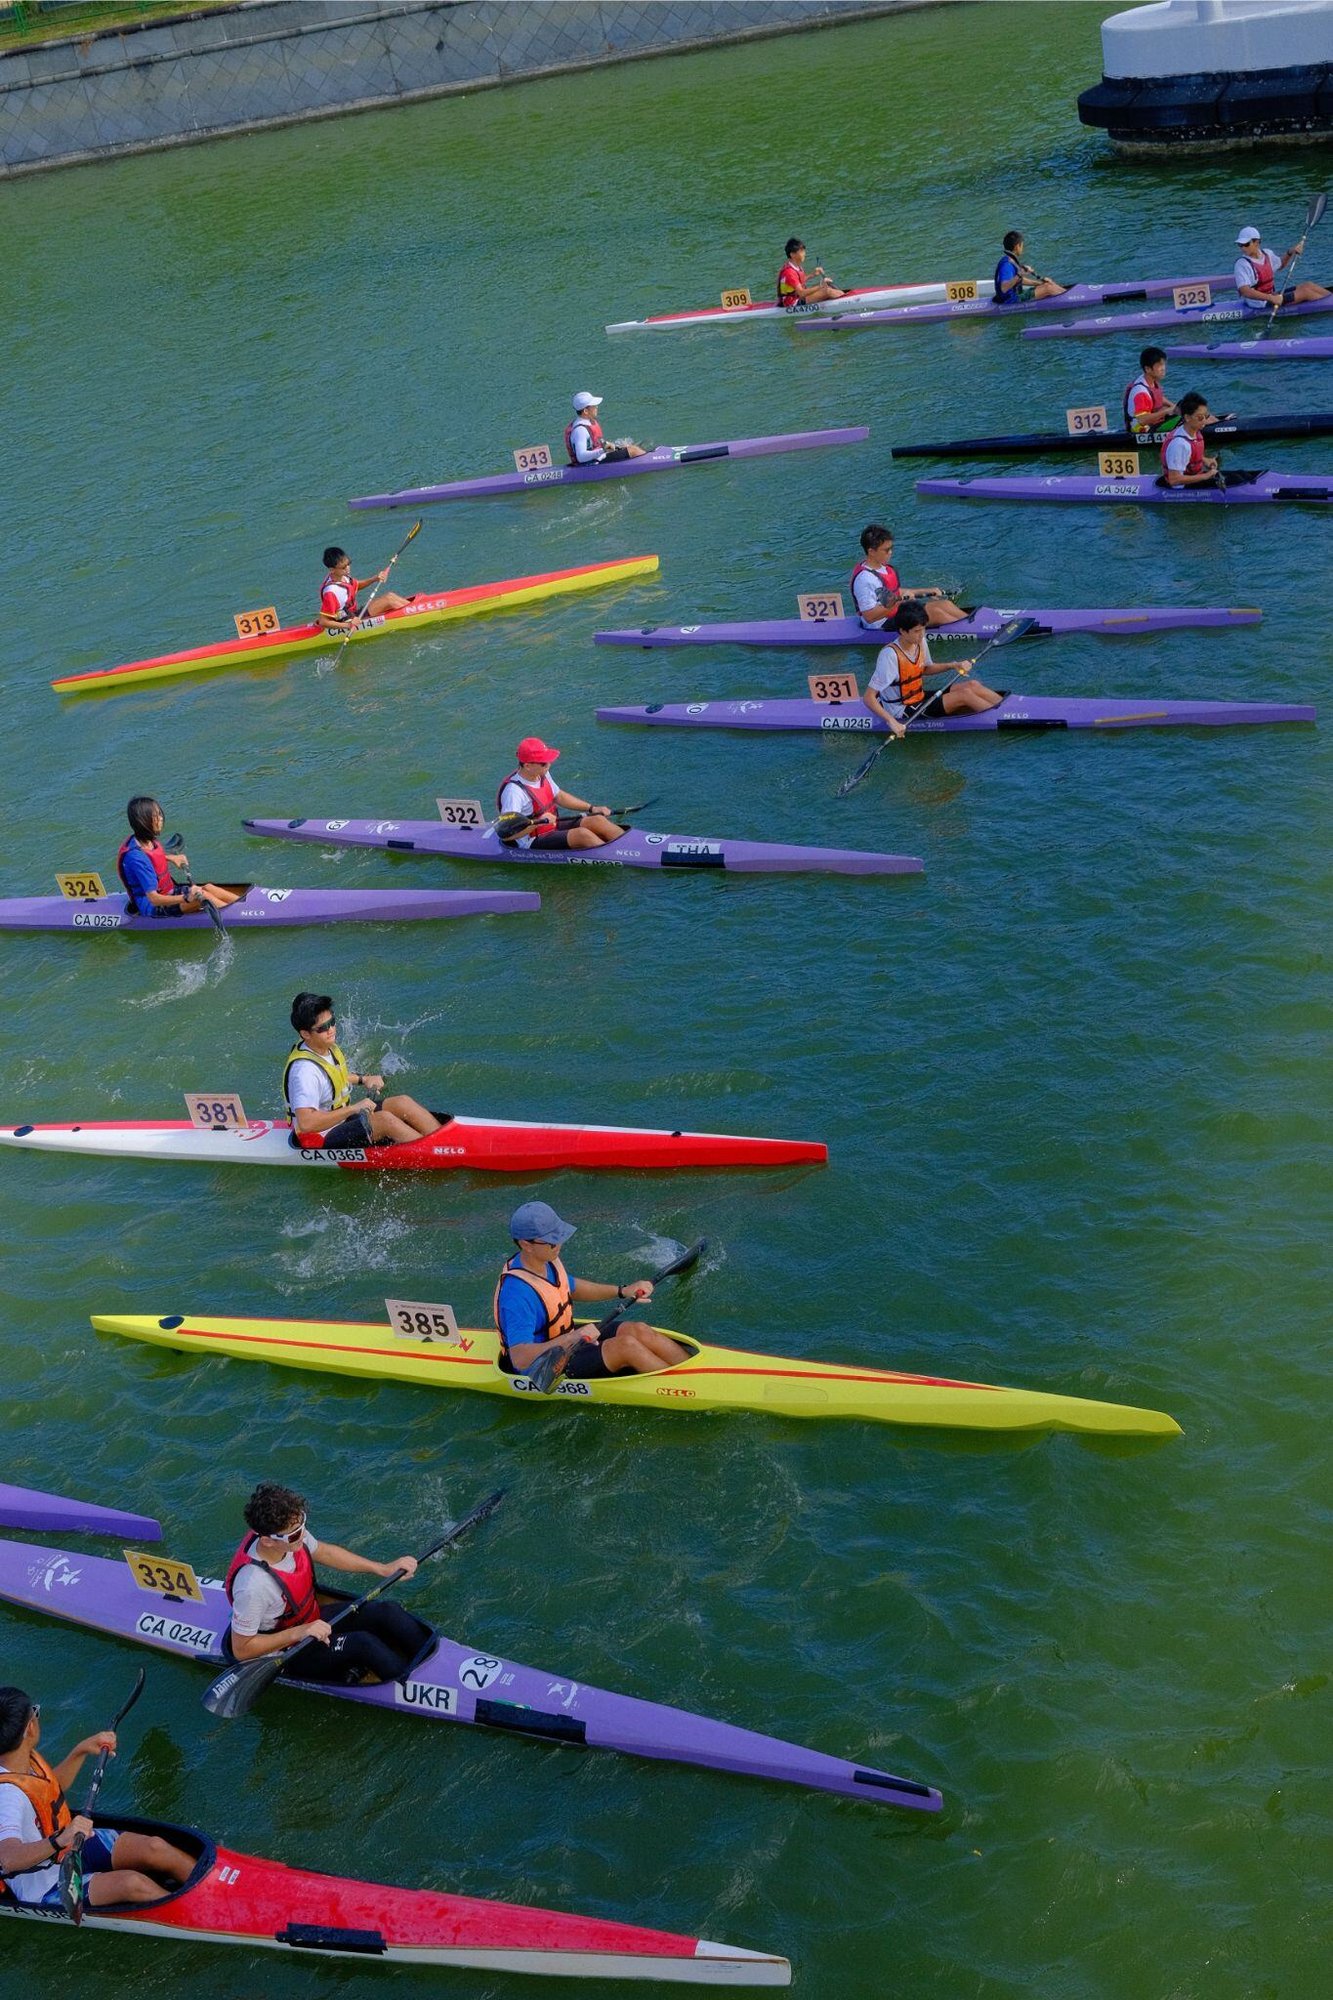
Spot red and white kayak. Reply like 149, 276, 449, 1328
0, 1115, 827, 1173
0, 1812, 789, 1983
605, 278, 994, 333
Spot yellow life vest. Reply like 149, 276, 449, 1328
492, 1253, 575, 1352
282, 1038, 352, 1122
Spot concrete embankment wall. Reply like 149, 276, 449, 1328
0, 0, 952, 178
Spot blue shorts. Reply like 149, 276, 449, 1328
34, 1827, 120, 1907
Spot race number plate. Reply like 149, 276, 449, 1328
1172, 282, 1212, 311
1098, 450, 1141, 477
125, 1550, 204, 1604
946, 280, 978, 303
233, 606, 279, 639
808, 671, 859, 703
513, 445, 553, 472
184, 1092, 250, 1131
435, 798, 486, 828
385, 1299, 461, 1344
721, 288, 752, 310
55, 871, 107, 900
796, 592, 845, 622
1065, 405, 1108, 436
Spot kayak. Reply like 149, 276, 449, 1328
800, 273, 1232, 333
917, 470, 1333, 506
0, 1538, 941, 1811
50, 557, 659, 697
596, 694, 1316, 735
91, 1310, 1183, 1439
604, 277, 996, 333
348, 426, 869, 509
0, 1482, 160, 1540
0, 1116, 827, 1174
1165, 336, 1333, 361
0, 1809, 789, 1984
242, 816, 923, 878
0, 885, 540, 932
593, 604, 1263, 650
891, 412, 1333, 458
1023, 295, 1333, 341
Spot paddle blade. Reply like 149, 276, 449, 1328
836, 739, 888, 797
653, 1237, 707, 1283
57, 1842, 86, 1924
1307, 192, 1328, 231
984, 614, 1038, 653
201, 1651, 285, 1721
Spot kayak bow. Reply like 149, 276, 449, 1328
1164, 336, 1333, 362
891, 412, 1333, 458
0, 1483, 160, 1540
0, 886, 540, 932
605, 276, 995, 333
0, 1811, 789, 1983
349, 427, 868, 508
596, 694, 1316, 735
593, 605, 1262, 650
801, 273, 1231, 332
92, 1311, 1182, 1439
51, 557, 659, 697
917, 471, 1333, 506
0, 1539, 940, 1812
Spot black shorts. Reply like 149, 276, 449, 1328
562, 1329, 617, 1379
902, 688, 950, 721
529, 829, 573, 850
288, 1109, 373, 1151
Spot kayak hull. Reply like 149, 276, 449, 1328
348, 427, 868, 509
1023, 295, 1333, 340
51, 558, 659, 697
917, 471, 1333, 506
891, 412, 1333, 458
593, 605, 1263, 650
1165, 336, 1333, 361
596, 694, 1316, 735
92, 1311, 1182, 1439
0, 1814, 789, 1983
0, 1540, 940, 1812
0, 886, 539, 932
0, 1483, 160, 1540
805, 273, 1232, 332
242, 817, 923, 877
604, 277, 996, 332
0, 1117, 827, 1173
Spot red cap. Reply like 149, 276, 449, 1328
516, 737, 560, 764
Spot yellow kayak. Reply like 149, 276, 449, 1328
91, 1312, 1181, 1438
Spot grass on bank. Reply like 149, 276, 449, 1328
0, 1, 234, 52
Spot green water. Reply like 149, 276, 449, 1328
0, 4, 1328, 1994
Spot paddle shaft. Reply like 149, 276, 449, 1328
524, 1239, 706, 1391
591, 1237, 707, 1337
59, 1668, 146, 1924
329, 519, 422, 666
836, 616, 1036, 795
165, 833, 223, 934
1256, 194, 1327, 338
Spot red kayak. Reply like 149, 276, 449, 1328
0, 1812, 788, 1983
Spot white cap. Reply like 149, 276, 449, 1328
572, 391, 602, 412
1236, 226, 1261, 244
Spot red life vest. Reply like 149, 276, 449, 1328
493, 1253, 576, 1352
564, 416, 604, 465
1161, 426, 1205, 476
1123, 373, 1167, 429
496, 770, 558, 832
882, 637, 928, 710
320, 571, 358, 620
116, 837, 174, 901
777, 261, 804, 307
224, 1531, 319, 1633
850, 560, 901, 617
0, 1751, 71, 1847
1247, 249, 1276, 295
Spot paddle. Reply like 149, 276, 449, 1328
1255, 194, 1327, 340
58, 1668, 146, 1925
200, 1489, 505, 1721
835, 616, 1037, 798
493, 799, 657, 843
526, 1238, 707, 1395
165, 833, 224, 935
329, 520, 422, 668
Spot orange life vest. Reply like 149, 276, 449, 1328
883, 636, 927, 710
493, 1253, 575, 1352
0, 1751, 71, 1845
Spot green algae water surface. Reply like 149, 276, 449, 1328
0, 6, 1327, 1996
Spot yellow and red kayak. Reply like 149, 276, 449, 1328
92, 1312, 1181, 1438
51, 556, 659, 696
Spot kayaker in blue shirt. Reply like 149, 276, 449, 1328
494, 1199, 688, 1390
993, 231, 1065, 306
117, 796, 241, 919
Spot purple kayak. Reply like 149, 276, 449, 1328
0, 885, 540, 932
1165, 337, 1333, 362
594, 604, 1262, 650
798, 273, 1231, 332
348, 427, 869, 509
243, 817, 921, 878
1023, 296, 1333, 341
0, 1484, 161, 1540
0, 1538, 940, 1812
917, 470, 1333, 506
597, 694, 1316, 734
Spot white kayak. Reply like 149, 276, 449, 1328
606, 278, 996, 333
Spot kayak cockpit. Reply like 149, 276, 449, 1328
0, 1814, 215, 1918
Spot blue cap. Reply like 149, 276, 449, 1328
509, 1200, 576, 1246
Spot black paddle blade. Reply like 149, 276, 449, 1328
201, 1650, 285, 1721
836, 738, 890, 797
165, 833, 184, 853
526, 1345, 571, 1394
493, 811, 536, 841
653, 1237, 707, 1282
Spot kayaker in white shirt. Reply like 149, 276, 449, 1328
1233, 225, 1329, 312
1159, 393, 1221, 488
565, 392, 646, 465
863, 602, 1001, 738
850, 525, 967, 629
495, 736, 626, 850
283, 991, 442, 1149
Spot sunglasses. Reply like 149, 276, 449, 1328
313, 1017, 336, 1033
272, 1517, 307, 1543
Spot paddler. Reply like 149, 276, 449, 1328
318, 546, 411, 631
0, 1686, 193, 1911
993, 231, 1066, 305
224, 1483, 428, 1683
1233, 225, 1329, 312
864, 601, 1002, 738
851, 525, 966, 630
1160, 392, 1221, 489
1123, 347, 1179, 432
566, 392, 646, 465
496, 736, 626, 851
117, 795, 241, 918
777, 238, 844, 308
284, 991, 443, 1148
496, 1199, 689, 1388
